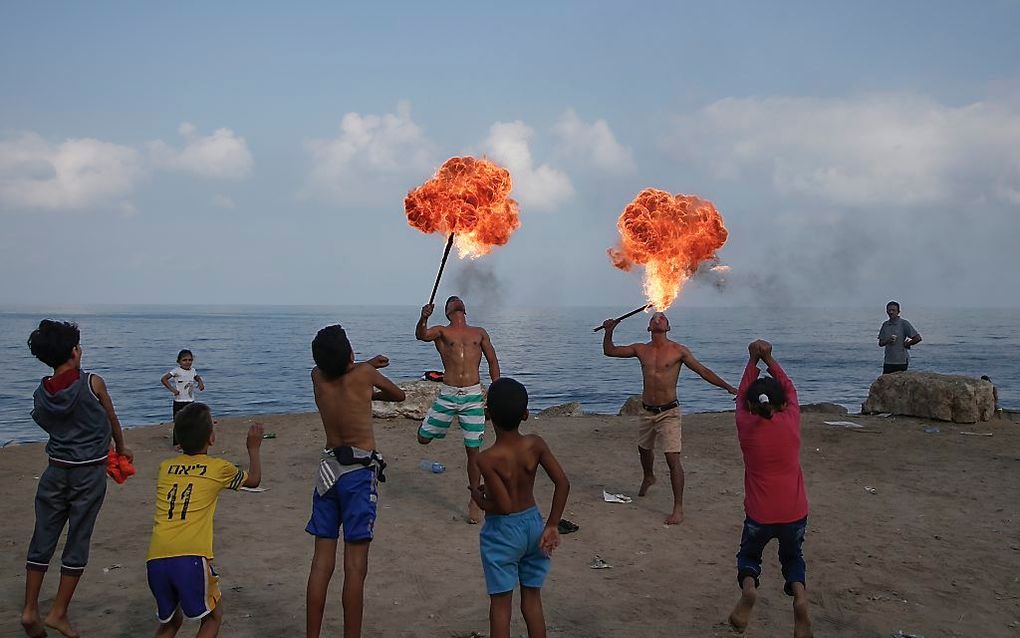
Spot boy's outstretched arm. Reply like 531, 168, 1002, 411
243, 423, 263, 488
372, 368, 406, 402
471, 455, 512, 514
91, 374, 133, 461
538, 439, 570, 555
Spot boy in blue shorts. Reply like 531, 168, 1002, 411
470, 378, 570, 638
305, 325, 405, 638
145, 403, 263, 637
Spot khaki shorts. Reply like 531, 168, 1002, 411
637, 407, 682, 454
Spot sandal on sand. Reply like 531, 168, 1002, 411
557, 519, 580, 534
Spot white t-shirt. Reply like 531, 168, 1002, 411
168, 367, 199, 403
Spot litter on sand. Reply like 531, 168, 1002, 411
922, 426, 940, 434
557, 519, 580, 534
890, 631, 926, 638
602, 490, 633, 504
959, 431, 993, 437
588, 555, 612, 569
102, 564, 122, 573
824, 421, 864, 429
240, 486, 269, 493
864, 486, 878, 495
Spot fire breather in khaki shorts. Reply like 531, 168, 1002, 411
637, 407, 682, 453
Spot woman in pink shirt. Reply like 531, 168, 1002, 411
728, 340, 813, 638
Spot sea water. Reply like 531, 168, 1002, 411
1, 305, 1016, 444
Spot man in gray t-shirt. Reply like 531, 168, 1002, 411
878, 300, 922, 374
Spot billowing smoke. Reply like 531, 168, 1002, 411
452, 261, 503, 310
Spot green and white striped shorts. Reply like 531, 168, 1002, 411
419, 384, 486, 448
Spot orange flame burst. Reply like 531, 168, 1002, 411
608, 188, 729, 310
405, 156, 521, 259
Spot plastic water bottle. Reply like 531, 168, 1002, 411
419, 459, 445, 473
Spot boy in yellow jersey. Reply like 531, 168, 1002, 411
145, 402, 263, 637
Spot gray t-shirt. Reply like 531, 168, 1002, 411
878, 318, 919, 365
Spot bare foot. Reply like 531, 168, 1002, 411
21, 611, 47, 638
638, 474, 656, 496
467, 498, 481, 525
43, 613, 77, 638
664, 509, 684, 525
727, 587, 756, 633
793, 597, 813, 638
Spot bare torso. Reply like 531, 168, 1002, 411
434, 324, 486, 387
479, 434, 543, 513
635, 339, 687, 405
312, 364, 376, 450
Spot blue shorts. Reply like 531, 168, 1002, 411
146, 556, 220, 622
305, 467, 377, 542
736, 516, 808, 596
479, 506, 550, 595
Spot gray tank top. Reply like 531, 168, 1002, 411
32, 372, 112, 464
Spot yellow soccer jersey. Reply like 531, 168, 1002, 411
147, 454, 247, 560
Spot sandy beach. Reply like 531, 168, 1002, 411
2, 411, 1018, 637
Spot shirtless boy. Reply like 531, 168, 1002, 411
470, 378, 570, 638
305, 325, 405, 638
416, 296, 501, 523
602, 312, 737, 525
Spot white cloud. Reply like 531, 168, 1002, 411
667, 94, 1020, 207
213, 194, 235, 209
304, 102, 434, 204
0, 133, 144, 211
553, 109, 635, 173
484, 121, 573, 212
149, 123, 253, 179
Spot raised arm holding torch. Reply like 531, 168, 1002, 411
593, 304, 651, 332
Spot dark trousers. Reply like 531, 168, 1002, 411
171, 401, 192, 445
883, 363, 908, 374
26, 464, 107, 575
736, 515, 807, 595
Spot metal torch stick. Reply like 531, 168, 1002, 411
593, 304, 652, 332
428, 233, 456, 306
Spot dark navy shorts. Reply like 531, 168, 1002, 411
146, 555, 220, 622
736, 515, 808, 596
305, 467, 377, 542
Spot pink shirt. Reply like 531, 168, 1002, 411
735, 359, 809, 524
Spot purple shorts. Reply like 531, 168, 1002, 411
146, 555, 220, 622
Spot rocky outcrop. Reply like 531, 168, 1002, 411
372, 381, 442, 420
373, 381, 489, 419
861, 372, 995, 423
538, 402, 583, 417
618, 396, 644, 416
800, 403, 849, 415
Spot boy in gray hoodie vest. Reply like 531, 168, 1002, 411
21, 320, 133, 638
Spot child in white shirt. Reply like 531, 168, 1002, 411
161, 349, 205, 436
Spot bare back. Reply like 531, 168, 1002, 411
477, 434, 545, 514
433, 324, 487, 387
312, 364, 378, 450
635, 340, 687, 405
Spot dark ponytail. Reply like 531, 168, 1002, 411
745, 377, 786, 420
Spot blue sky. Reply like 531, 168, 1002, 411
2, 1, 1019, 308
